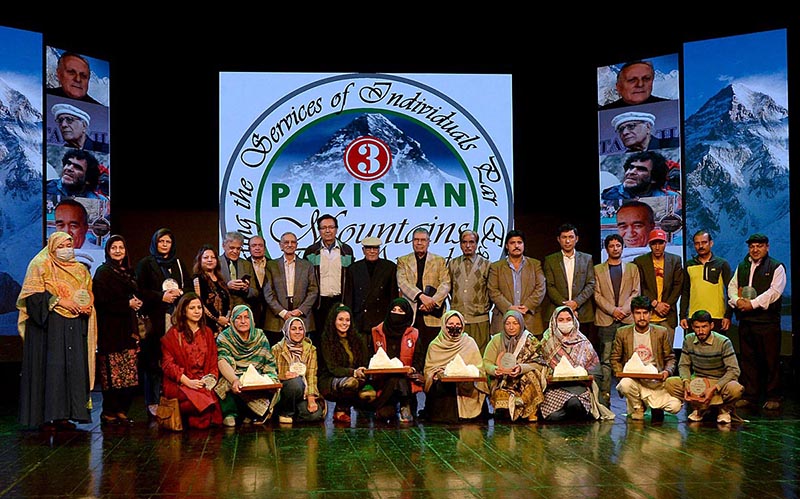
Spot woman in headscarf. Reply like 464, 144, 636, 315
319, 303, 370, 424
161, 292, 222, 429
18, 232, 97, 430
93, 234, 141, 425
368, 298, 424, 423
271, 316, 325, 424
538, 305, 612, 421
216, 304, 279, 426
423, 309, 488, 423
135, 228, 189, 419
482, 309, 545, 422
191, 244, 231, 335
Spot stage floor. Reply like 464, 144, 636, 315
0, 378, 798, 498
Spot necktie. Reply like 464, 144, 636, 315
228, 259, 237, 280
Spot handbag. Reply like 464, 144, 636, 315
136, 313, 153, 340
156, 396, 183, 431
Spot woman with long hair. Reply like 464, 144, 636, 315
192, 244, 231, 335
160, 292, 222, 429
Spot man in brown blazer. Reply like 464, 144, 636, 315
487, 229, 546, 337
594, 234, 641, 407
633, 229, 684, 346
611, 295, 681, 421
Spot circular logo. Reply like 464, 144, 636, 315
344, 136, 392, 181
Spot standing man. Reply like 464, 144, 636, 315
487, 229, 546, 337
543, 223, 596, 345
351, 236, 398, 337
447, 229, 492, 352
247, 234, 269, 328
665, 310, 743, 424
220, 231, 258, 308
680, 230, 733, 334
397, 227, 451, 352
263, 232, 319, 346
303, 213, 354, 346
594, 233, 640, 407
611, 296, 680, 421
728, 233, 786, 411
633, 229, 683, 346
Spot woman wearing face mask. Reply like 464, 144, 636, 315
18, 232, 97, 430
422, 310, 488, 423
537, 306, 613, 422
93, 235, 142, 425
368, 298, 424, 423
271, 316, 325, 424
483, 309, 545, 422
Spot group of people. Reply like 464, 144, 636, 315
16, 212, 785, 430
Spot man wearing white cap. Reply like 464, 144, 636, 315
611, 111, 679, 152
350, 236, 397, 337
51, 103, 108, 153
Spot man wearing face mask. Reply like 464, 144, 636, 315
422, 310, 488, 423
18, 232, 98, 430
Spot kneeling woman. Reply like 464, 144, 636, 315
538, 306, 611, 422
319, 304, 370, 424
161, 293, 222, 429
483, 310, 545, 422
216, 304, 279, 426
271, 316, 325, 424
423, 310, 488, 423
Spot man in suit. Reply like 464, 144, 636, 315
263, 231, 319, 346
220, 231, 258, 308
611, 295, 681, 421
397, 227, 451, 352
633, 229, 684, 347
351, 236, 398, 338
247, 234, 269, 328
543, 223, 596, 345
487, 229, 546, 337
302, 213, 354, 346
594, 233, 641, 407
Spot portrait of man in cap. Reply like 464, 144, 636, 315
611, 111, 680, 152
51, 102, 109, 153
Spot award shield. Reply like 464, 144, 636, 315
289, 362, 307, 377
73, 289, 92, 307
163, 278, 180, 291
686, 377, 711, 402
741, 286, 758, 300
499, 352, 516, 370
201, 374, 217, 390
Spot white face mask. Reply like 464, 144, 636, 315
55, 247, 75, 262
556, 321, 573, 334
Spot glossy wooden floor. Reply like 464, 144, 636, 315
1, 368, 799, 498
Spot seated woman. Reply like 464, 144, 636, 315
161, 292, 222, 429
368, 298, 424, 423
271, 316, 325, 424
216, 304, 280, 426
538, 306, 612, 422
423, 310, 488, 423
483, 310, 545, 422
319, 304, 370, 424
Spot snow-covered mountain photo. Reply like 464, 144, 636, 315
684, 82, 790, 296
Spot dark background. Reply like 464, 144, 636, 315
1, 13, 796, 369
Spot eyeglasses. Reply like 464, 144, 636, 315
319, 225, 337, 231
616, 121, 645, 133
55, 115, 81, 125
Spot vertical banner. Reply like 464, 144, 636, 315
683, 29, 791, 334
219, 73, 513, 264
0, 26, 42, 336
44, 47, 111, 275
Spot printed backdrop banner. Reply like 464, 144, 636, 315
219, 73, 514, 263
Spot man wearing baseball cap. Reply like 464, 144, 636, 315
611, 111, 679, 152
51, 102, 108, 153
633, 229, 683, 346
727, 233, 786, 411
